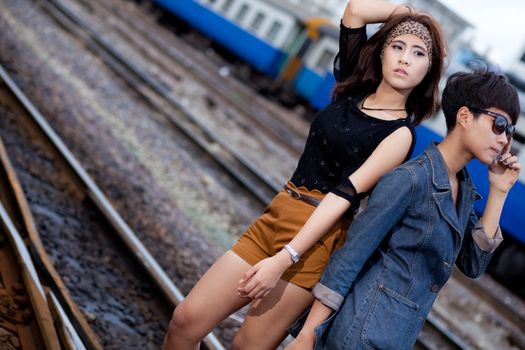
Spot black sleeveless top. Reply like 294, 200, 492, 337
290, 23, 416, 202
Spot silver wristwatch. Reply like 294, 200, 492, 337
283, 244, 300, 264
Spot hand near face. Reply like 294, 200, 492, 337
489, 140, 522, 193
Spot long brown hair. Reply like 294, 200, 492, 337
333, 12, 447, 126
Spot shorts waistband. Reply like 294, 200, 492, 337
283, 184, 321, 207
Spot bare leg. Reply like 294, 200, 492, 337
162, 251, 252, 350
233, 280, 314, 350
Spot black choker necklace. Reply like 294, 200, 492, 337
361, 96, 405, 112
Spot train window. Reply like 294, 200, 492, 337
316, 49, 335, 72
266, 21, 283, 42
250, 12, 266, 32
235, 3, 250, 23
221, 0, 234, 13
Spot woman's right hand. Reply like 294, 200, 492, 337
237, 250, 293, 299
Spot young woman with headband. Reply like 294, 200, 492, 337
162, 0, 447, 348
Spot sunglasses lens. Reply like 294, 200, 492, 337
493, 116, 508, 135
507, 125, 515, 138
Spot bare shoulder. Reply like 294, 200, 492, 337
381, 126, 414, 147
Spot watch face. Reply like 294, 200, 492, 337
284, 245, 300, 263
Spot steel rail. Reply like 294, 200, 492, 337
425, 313, 472, 349
43, 0, 282, 205
454, 269, 525, 325
0, 126, 101, 349
0, 79, 103, 350
0, 63, 224, 350
46, 290, 87, 350
0, 203, 61, 350
88, 0, 307, 155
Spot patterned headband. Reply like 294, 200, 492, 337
382, 20, 433, 64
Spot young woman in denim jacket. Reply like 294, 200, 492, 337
286, 69, 521, 350
162, 1, 447, 349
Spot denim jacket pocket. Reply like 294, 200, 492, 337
288, 308, 310, 338
360, 284, 420, 350
313, 310, 338, 349
288, 307, 337, 349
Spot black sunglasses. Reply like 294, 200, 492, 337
470, 107, 515, 139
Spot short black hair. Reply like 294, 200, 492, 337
442, 68, 520, 132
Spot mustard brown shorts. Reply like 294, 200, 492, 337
231, 181, 352, 290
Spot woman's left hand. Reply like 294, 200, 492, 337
489, 141, 522, 193
237, 251, 292, 299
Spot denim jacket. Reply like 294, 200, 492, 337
309, 143, 503, 350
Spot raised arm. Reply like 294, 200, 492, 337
342, 0, 409, 28
481, 142, 521, 236
334, 0, 412, 84
238, 127, 413, 299
457, 142, 521, 276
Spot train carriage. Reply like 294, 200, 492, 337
291, 23, 339, 109
153, 0, 303, 77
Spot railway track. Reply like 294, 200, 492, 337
0, 64, 224, 349
0, 207, 59, 350
0, 160, 65, 350
40, 0, 304, 206
415, 313, 471, 350
87, 0, 308, 155
429, 270, 525, 349
0, 93, 100, 350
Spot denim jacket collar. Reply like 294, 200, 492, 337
424, 142, 480, 236
425, 142, 454, 191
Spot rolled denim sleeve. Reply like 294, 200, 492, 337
312, 282, 344, 311
318, 168, 414, 308
472, 222, 503, 253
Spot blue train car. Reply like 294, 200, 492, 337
291, 24, 339, 109
154, 0, 302, 77
293, 66, 333, 109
